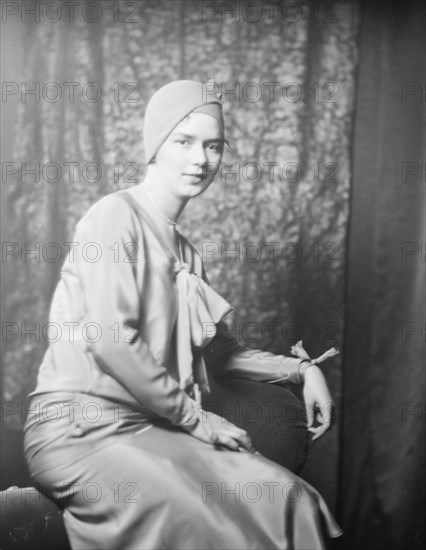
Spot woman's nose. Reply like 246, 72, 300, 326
189, 144, 207, 165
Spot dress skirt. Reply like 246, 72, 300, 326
24, 392, 342, 550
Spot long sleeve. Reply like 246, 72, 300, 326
72, 195, 200, 427
204, 321, 305, 385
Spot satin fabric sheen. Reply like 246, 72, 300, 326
30, 192, 307, 422
25, 191, 342, 548
24, 392, 342, 550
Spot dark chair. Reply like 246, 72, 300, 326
0, 486, 70, 550
0, 428, 69, 550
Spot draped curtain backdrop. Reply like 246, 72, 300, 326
340, 1, 425, 549
1, 1, 424, 549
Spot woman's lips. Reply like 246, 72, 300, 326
184, 173, 206, 180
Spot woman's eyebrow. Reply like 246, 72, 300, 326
170, 133, 225, 144
170, 132, 194, 139
203, 138, 226, 147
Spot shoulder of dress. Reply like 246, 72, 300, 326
77, 191, 138, 228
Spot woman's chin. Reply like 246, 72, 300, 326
180, 179, 213, 198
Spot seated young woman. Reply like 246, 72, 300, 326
24, 80, 341, 549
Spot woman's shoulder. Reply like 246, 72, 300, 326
86, 189, 131, 216
76, 190, 140, 230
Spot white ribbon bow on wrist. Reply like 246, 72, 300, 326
290, 340, 339, 364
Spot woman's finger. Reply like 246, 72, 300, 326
220, 426, 255, 451
308, 413, 333, 441
213, 427, 255, 453
318, 402, 336, 427
305, 402, 315, 428
214, 434, 241, 452
232, 431, 255, 453
311, 423, 329, 441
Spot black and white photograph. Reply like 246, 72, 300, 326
1, 1, 424, 549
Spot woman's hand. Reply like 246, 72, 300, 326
301, 364, 336, 441
186, 410, 256, 453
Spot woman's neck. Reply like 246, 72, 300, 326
139, 169, 188, 224
127, 182, 182, 256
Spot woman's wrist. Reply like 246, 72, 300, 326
176, 400, 203, 431
298, 360, 316, 384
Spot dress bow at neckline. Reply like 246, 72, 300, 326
174, 261, 233, 402
117, 191, 234, 404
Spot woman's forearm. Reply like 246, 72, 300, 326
204, 322, 308, 385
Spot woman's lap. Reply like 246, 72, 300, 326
23, 392, 339, 549
25, 399, 312, 549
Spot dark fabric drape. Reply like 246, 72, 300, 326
340, 1, 425, 549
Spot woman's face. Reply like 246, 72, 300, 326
153, 112, 224, 201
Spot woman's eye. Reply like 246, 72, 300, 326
176, 139, 189, 146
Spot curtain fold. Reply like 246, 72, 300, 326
340, 1, 425, 548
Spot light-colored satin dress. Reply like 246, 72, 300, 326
24, 190, 342, 549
